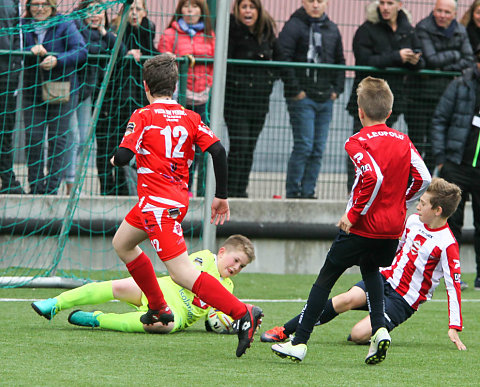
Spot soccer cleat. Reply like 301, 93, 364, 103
68, 310, 103, 327
140, 304, 174, 325
236, 304, 263, 357
31, 298, 58, 320
365, 327, 391, 365
460, 280, 468, 291
260, 326, 288, 343
271, 341, 307, 362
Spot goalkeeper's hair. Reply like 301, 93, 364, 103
426, 177, 462, 219
222, 234, 256, 263
143, 53, 178, 97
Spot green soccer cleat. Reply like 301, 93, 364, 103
271, 341, 307, 362
68, 310, 103, 328
365, 327, 391, 365
31, 298, 59, 320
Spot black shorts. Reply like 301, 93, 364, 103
354, 275, 415, 332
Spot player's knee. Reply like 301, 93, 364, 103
350, 326, 371, 344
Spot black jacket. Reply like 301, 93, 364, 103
278, 7, 345, 103
466, 21, 480, 56
431, 66, 479, 166
225, 14, 294, 108
347, 5, 424, 115
412, 12, 475, 99
74, 19, 124, 102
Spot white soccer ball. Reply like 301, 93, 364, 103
206, 308, 235, 334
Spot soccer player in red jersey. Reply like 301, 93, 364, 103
109, 53, 262, 357
271, 76, 431, 364
264, 178, 466, 351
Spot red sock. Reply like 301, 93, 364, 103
126, 252, 166, 311
192, 272, 247, 320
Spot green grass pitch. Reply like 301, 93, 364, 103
1, 273, 479, 386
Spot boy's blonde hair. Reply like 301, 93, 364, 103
426, 177, 462, 219
357, 76, 393, 122
222, 234, 255, 263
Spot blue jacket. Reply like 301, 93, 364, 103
22, 15, 87, 92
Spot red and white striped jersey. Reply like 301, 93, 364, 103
119, 99, 219, 207
345, 123, 431, 239
381, 214, 463, 331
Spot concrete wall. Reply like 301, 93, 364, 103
1, 196, 476, 275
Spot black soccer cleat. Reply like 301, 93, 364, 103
140, 304, 174, 325
236, 304, 263, 357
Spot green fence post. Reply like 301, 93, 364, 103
178, 56, 189, 106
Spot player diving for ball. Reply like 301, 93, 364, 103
32, 235, 253, 335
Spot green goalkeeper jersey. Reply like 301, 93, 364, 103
139, 250, 234, 332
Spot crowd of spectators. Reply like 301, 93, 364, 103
1, 0, 479, 200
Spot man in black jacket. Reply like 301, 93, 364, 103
405, 0, 475, 173
346, 0, 424, 190
432, 64, 480, 291
278, 0, 345, 199
0, 0, 24, 194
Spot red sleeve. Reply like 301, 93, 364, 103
193, 116, 220, 152
345, 137, 383, 225
158, 28, 175, 53
405, 142, 431, 208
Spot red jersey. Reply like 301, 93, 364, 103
345, 123, 431, 239
381, 214, 462, 330
119, 99, 219, 207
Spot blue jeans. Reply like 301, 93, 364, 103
65, 96, 93, 183
286, 97, 333, 198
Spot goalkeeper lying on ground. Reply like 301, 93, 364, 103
32, 235, 254, 334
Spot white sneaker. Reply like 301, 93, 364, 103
365, 327, 391, 365
271, 341, 307, 362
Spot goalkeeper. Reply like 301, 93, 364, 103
31, 235, 254, 334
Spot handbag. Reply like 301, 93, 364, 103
41, 80, 70, 104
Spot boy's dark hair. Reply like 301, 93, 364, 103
222, 234, 256, 263
143, 54, 178, 97
427, 177, 462, 219
357, 76, 393, 121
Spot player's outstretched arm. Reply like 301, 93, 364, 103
211, 197, 230, 225
448, 328, 467, 351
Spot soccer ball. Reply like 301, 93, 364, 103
206, 308, 235, 334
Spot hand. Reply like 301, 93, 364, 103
127, 49, 142, 62
98, 24, 107, 36
210, 197, 230, 225
448, 328, 467, 350
337, 213, 353, 234
110, 156, 116, 166
292, 91, 306, 101
40, 55, 57, 70
31, 44, 47, 57
399, 48, 419, 64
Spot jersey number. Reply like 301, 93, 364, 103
160, 125, 188, 158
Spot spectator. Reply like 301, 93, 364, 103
159, 0, 215, 197
431, 62, 480, 291
278, 0, 345, 199
461, 0, 480, 56
405, 0, 475, 173
346, 0, 424, 191
95, 0, 157, 196
0, 0, 24, 194
22, 0, 87, 194
225, 0, 295, 198
64, 0, 120, 195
